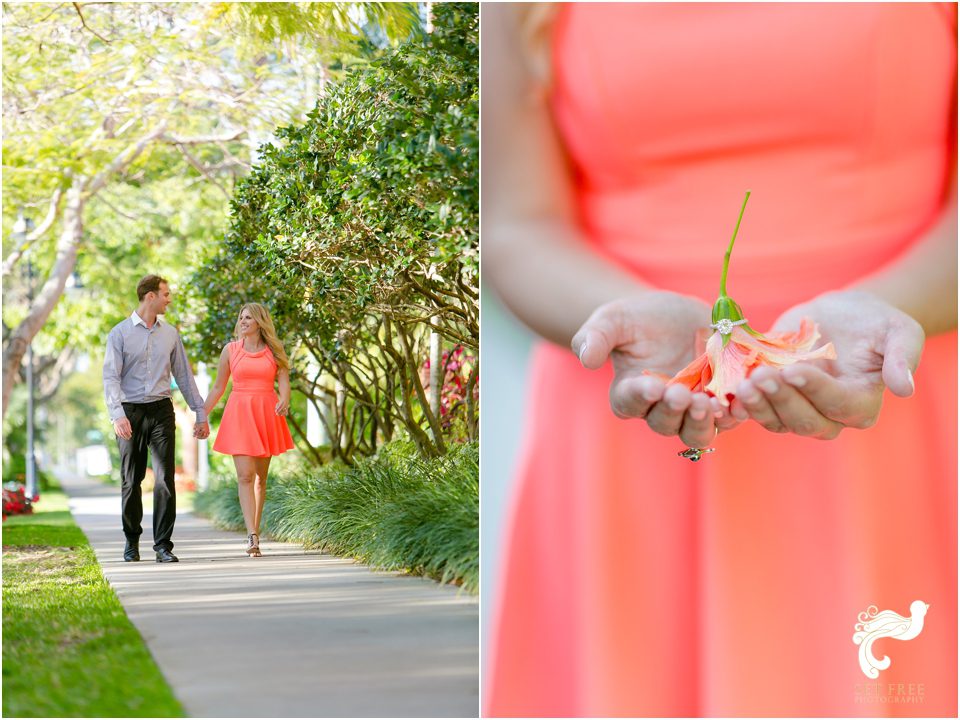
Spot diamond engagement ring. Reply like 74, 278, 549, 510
709, 318, 748, 335
678, 447, 716, 462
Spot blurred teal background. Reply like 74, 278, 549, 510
480, 287, 535, 677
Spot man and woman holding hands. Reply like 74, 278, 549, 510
102, 274, 293, 563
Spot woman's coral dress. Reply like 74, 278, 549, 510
488, 4, 957, 717
212, 341, 294, 457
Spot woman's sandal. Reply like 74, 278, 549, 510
246, 533, 261, 557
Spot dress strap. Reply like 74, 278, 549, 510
227, 340, 243, 370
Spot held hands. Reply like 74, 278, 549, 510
730, 290, 923, 438
571, 292, 740, 448
114, 417, 212, 441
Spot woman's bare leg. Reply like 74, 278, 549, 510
252, 456, 271, 536
233, 455, 258, 536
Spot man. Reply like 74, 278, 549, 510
103, 275, 209, 563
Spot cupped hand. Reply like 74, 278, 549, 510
733, 290, 924, 438
113, 417, 132, 441
571, 291, 739, 447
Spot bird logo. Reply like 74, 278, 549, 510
853, 601, 929, 679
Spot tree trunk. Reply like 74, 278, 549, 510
2, 183, 84, 421
285, 410, 326, 467
383, 316, 437, 457
34, 348, 78, 402
396, 321, 445, 456
335, 378, 348, 454
2, 123, 166, 421
429, 329, 442, 420
464, 364, 478, 442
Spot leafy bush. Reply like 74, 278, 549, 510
194, 441, 478, 593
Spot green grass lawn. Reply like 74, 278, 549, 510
3, 485, 186, 718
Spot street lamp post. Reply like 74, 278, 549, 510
25, 256, 37, 500
13, 211, 38, 500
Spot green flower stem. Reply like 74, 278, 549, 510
719, 190, 751, 298
712, 191, 754, 345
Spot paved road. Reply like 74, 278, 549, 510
59, 473, 479, 718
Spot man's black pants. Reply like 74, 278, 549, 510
117, 398, 177, 552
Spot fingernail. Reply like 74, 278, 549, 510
641, 384, 660, 402
713, 410, 724, 419
758, 379, 779, 394
740, 389, 760, 404
668, 397, 686, 411
784, 374, 806, 388
907, 368, 915, 393
578, 341, 588, 362
690, 408, 706, 421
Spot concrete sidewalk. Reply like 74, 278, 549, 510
59, 473, 479, 718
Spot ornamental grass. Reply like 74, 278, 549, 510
194, 442, 479, 593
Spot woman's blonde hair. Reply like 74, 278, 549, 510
234, 302, 289, 371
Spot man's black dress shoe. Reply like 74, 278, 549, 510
123, 542, 140, 562
155, 548, 179, 563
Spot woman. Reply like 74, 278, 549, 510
483, 3, 956, 717
205, 303, 295, 557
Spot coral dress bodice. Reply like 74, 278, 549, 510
212, 341, 294, 458
551, 2, 955, 327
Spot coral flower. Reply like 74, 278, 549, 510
667, 191, 836, 406
670, 319, 836, 406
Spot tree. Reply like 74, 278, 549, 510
1, 2, 420, 421
205, 2, 421, 55
187, 2, 478, 461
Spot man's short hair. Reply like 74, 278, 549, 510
137, 275, 168, 302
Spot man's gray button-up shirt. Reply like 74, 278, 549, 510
103, 311, 206, 423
